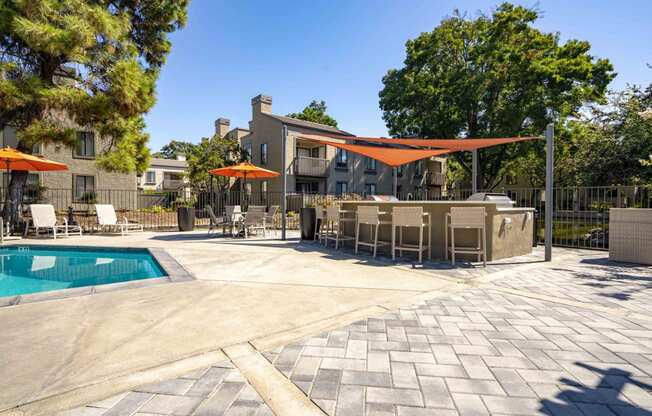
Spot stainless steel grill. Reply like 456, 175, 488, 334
466, 192, 515, 208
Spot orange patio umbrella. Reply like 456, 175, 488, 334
209, 161, 280, 194
0, 147, 68, 173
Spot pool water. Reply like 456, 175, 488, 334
0, 246, 166, 297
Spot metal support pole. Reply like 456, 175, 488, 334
281, 125, 287, 240
471, 149, 478, 194
545, 123, 554, 261
393, 167, 398, 197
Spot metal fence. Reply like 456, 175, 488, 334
4, 185, 650, 249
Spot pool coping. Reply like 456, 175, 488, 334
0, 245, 195, 308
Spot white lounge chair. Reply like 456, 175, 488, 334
95, 204, 143, 236
27, 204, 82, 239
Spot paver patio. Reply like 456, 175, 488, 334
54, 234, 652, 416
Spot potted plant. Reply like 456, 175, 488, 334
176, 196, 196, 231
300, 202, 316, 240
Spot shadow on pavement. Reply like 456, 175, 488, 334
540, 362, 652, 415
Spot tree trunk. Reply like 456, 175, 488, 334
2, 170, 29, 230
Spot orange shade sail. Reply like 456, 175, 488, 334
307, 134, 539, 151
0, 147, 68, 171
302, 138, 453, 167
209, 161, 280, 179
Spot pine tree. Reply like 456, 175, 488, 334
0, 0, 188, 225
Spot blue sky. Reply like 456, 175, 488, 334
145, 0, 652, 151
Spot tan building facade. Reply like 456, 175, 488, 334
1, 125, 137, 208
225, 94, 447, 197
138, 156, 188, 192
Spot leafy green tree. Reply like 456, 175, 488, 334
153, 140, 195, 159
509, 84, 652, 187
0, 0, 188, 225
186, 134, 244, 192
379, 3, 615, 190
287, 100, 338, 128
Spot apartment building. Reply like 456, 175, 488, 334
222, 94, 446, 197
0, 126, 137, 198
138, 155, 188, 191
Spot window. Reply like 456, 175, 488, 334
260, 143, 268, 165
336, 181, 348, 195
364, 183, 377, 195
74, 175, 95, 202
243, 143, 253, 161
3, 173, 39, 189
336, 149, 348, 168
144, 171, 156, 184
74, 131, 95, 158
365, 157, 377, 172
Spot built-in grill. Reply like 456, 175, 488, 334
466, 192, 515, 208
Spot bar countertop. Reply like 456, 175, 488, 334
338, 200, 535, 261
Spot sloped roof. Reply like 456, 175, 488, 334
149, 158, 188, 168
263, 113, 353, 136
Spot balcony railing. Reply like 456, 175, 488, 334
425, 171, 445, 186
294, 156, 329, 177
162, 179, 185, 190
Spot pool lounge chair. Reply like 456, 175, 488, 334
95, 204, 143, 236
26, 204, 82, 239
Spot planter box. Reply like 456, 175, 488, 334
609, 208, 652, 265
300, 207, 316, 240
177, 207, 195, 232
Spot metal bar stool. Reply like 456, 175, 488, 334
314, 204, 326, 243
323, 204, 355, 249
445, 207, 487, 267
355, 206, 391, 257
391, 207, 431, 263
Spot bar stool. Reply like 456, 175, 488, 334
445, 207, 487, 267
314, 204, 326, 243
323, 204, 355, 249
391, 207, 431, 263
355, 206, 391, 257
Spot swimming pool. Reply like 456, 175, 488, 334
0, 245, 167, 297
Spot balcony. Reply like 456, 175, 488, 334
162, 179, 185, 190
294, 156, 329, 177
425, 171, 445, 186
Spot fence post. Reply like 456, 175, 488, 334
281, 124, 287, 240
472, 149, 478, 194
545, 123, 554, 261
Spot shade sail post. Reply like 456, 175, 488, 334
472, 149, 478, 194
281, 125, 287, 241
545, 123, 554, 261
393, 167, 398, 197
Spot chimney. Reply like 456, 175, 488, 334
251, 94, 272, 115
215, 117, 230, 137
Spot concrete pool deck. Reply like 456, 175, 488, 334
0, 231, 614, 415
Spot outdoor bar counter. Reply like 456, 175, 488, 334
338, 200, 536, 261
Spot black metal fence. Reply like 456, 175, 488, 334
5, 185, 651, 249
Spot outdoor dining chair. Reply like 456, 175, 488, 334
241, 206, 266, 238
222, 205, 242, 236
264, 205, 279, 235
